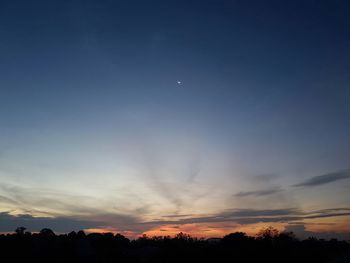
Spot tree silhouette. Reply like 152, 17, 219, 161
15, 226, 26, 236
0, 226, 349, 263
256, 226, 279, 240
39, 228, 55, 237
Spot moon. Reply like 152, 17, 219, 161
177, 80, 182, 85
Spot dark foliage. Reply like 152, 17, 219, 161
1, 227, 349, 263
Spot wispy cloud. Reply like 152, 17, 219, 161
234, 187, 283, 197
143, 208, 350, 226
293, 169, 350, 187
220, 208, 299, 217
0, 195, 19, 205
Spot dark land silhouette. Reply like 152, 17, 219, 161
1, 226, 350, 263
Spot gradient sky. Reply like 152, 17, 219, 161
1, 0, 350, 239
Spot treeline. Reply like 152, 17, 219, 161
1, 226, 349, 263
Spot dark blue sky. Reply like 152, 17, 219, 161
0, 0, 349, 237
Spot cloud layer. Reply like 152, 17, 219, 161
293, 169, 350, 187
234, 187, 283, 197
0, 212, 99, 233
144, 208, 350, 226
1, 169, 350, 236
1, 207, 349, 237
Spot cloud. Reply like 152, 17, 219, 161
312, 208, 350, 214
0, 181, 349, 236
0, 183, 152, 234
82, 213, 147, 233
234, 187, 283, 197
0, 212, 99, 233
284, 223, 350, 240
0, 183, 100, 214
143, 208, 301, 225
220, 208, 299, 217
143, 208, 350, 226
0, 211, 147, 234
1, 207, 349, 236
162, 214, 195, 218
0, 195, 19, 205
293, 169, 350, 187
284, 223, 315, 239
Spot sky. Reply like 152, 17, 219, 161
0, 0, 350, 239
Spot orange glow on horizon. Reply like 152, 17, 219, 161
143, 222, 287, 238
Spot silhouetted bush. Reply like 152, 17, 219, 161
0, 227, 349, 263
